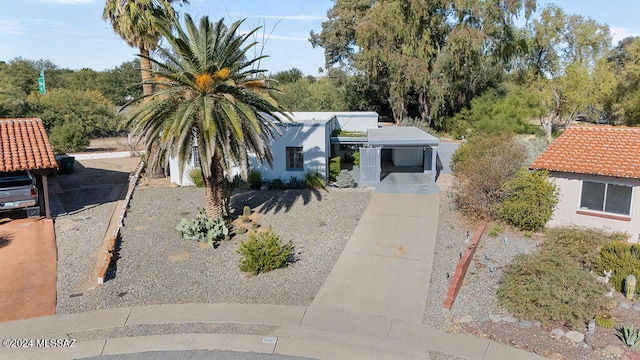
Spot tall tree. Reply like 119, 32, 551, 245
124, 15, 290, 218
103, 0, 187, 96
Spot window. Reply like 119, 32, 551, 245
580, 181, 632, 216
191, 146, 200, 167
286, 147, 304, 170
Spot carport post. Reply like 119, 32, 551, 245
43, 175, 51, 219
430, 145, 437, 183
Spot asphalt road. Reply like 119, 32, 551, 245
81, 350, 316, 360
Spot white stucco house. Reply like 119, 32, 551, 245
530, 126, 640, 242
169, 111, 440, 187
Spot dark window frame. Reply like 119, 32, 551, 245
579, 180, 633, 216
286, 146, 304, 171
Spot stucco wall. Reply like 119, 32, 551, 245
169, 155, 196, 186
249, 122, 329, 181
334, 112, 378, 132
549, 172, 640, 242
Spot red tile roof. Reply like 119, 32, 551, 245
0, 118, 57, 172
530, 126, 640, 179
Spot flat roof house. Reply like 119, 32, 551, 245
531, 126, 640, 242
169, 111, 440, 187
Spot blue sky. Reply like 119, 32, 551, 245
1, 0, 639, 76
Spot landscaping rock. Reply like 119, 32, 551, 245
632, 303, 640, 312
565, 330, 584, 343
458, 315, 473, 323
605, 345, 625, 356
551, 328, 566, 337
489, 314, 502, 322
477, 315, 490, 323
519, 320, 532, 327
549, 353, 563, 360
619, 302, 631, 310
502, 316, 517, 323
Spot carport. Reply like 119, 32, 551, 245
360, 126, 439, 184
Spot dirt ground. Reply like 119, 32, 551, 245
0, 218, 57, 322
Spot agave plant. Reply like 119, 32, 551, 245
617, 325, 640, 348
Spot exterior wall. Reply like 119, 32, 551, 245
249, 121, 330, 181
169, 156, 197, 186
549, 172, 640, 242
392, 148, 423, 166
333, 112, 378, 132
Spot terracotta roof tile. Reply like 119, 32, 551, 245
0, 118, 57, 172
530, 126, 640, 179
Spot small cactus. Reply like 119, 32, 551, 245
625, 274, 637, 300
242, 205, 251, 222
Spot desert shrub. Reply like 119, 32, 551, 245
176, 208, 229, 248
596, 241, 640, 295
305, 169, 326, 189
451, 133, 526, 218
189, 169, 205, 187
238, 227, 292, 275
270, 177, 285, 190
49, 121, 89, 153
488, 226, 501, 237
248, 169, 262, 189
617, 325, 640, 347
222, 175, 243, 217
498, 170, 559, 231
335, 169, 355, 188
329, 156, 341, 181
498, 251, 607, 329
545, 228, 616, 270
353, 151, 360, 167
286, 176, 305, 189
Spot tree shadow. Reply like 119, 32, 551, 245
230, 188, 324, 215
49, 161, 133, 217
0, 231, 12, 249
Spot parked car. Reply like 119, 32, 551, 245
0, 170, 38, 212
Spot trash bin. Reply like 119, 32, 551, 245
59, 156, 75, 174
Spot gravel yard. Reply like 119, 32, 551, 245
57, 183, 372, 314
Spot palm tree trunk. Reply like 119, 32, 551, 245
139, 47, 153, 96
204, 153, 225, 219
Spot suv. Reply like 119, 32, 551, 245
0, 170, 38, 212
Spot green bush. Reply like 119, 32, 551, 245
498, 252, 607, 329
596, 241, 640, 296
335, 169, 355, 188
329, 156, 341, 181
176, 208, 229, 248
498, 170, 559, 231
498, 228, 614, 329
189, 169, 205, 187
49, 121, 90, 153
353, 151, 360, 167
238, 227, 292, 275
595, 312, 616, 329
248, 169, 262, 189
270, 177, 285, 190
452, 133, 526, 218
545, 228, 615, 269
222, 175, 243, 217
286, 176, 305, 189
305, 169, 326, 189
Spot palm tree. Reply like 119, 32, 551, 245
103, 0, 187, 96
124, 15, 291, 218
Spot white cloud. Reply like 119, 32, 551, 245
0, 20, 29, 35
610, 26, 640, 44
230, 13, 324, 21
238, 29, 307, 42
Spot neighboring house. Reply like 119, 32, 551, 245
169, 111, 440, 186
0, 118, 58, 218
531, 126, 640, 242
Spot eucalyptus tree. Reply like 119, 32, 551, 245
103, 0, 188, 96
124, 15, 290, 218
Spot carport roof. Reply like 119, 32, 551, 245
367, 126, 439, 146
0, 118, 57, 172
